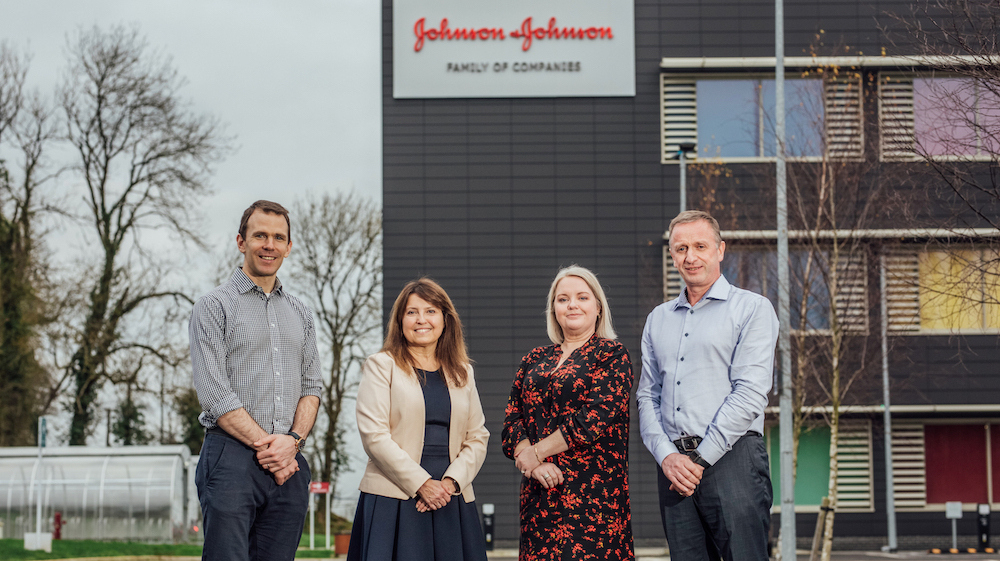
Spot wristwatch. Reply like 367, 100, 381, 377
288, 431, 306, 452
688, 450, 711, 469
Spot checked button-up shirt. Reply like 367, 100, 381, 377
190, 268, 322, 434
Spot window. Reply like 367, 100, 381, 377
665, 243, 869, 334
885, 245, 1000, 332
880, 73, 1000, 160
697, 79, 824, 158
660, 73, 863, 162
767, 420, 874, 512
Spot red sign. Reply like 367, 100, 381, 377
413, 17, 613, 52
309, 482, 330, 494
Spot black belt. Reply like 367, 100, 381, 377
673, 430, 762, 452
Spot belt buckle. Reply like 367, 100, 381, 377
679, 435, 699, 451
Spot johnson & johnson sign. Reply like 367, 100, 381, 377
413, 17, 614, 52
393, 0, 635, 98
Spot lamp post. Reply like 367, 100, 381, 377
675, 141, 696, 212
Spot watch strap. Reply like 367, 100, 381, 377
689, 450, 711, 469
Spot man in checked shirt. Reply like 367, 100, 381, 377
190, 200, 322, 561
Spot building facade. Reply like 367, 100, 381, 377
382, 0, 1000, 548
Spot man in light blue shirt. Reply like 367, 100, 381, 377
637, 210, 779, 561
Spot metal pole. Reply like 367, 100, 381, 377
680, 149, 688, 212
36, 417, 44, 540
880, 255, 898, 552
776, 0, 796, 556
325, 492, 330, 550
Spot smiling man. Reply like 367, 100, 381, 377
636, 210, 779, 561
189, 200, 322, 561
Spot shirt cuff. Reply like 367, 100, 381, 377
652, 438, 681, 466
696, 438, 725, 465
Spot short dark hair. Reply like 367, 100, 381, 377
668, 210, 722, 246
239, 200, 291, 242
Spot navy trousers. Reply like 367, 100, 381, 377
196, 432, 310, 561
656, 434, 772, 561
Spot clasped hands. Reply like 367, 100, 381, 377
254, 434, 300, 485
661, 452, 705, 497
515, 445, 564, 490
415, 477, 458, 513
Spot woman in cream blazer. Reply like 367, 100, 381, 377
347, 278, 489, 561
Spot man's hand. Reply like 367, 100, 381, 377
273, 459, 300, 485
255, 434, 299, 473
662, 453, 704, 497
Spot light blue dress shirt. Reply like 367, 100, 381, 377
636, 274, 779, 466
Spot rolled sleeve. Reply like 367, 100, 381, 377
189, 296, 244, 424
298, 310, 323, 399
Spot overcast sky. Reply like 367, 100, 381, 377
1, 1, 381, 511
1, 0, 382, 251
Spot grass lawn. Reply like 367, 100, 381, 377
0, 538, 339, 559
0, 539, 203, 560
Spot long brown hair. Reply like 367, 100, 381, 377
382, 278, 470, 387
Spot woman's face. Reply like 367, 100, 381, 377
402, 293, 444, 349
553, 275, 599, 340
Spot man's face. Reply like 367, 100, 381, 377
669, 219, 725, 295
237, 210, 291, 283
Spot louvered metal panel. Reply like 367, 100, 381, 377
879, 75, 916, 160
825, 76, 864, 159
884, 247, 921, 332
835, 420, 874, 511
661, 77, 698, 163
891, 422, 927, 509
835, 253, 869, 334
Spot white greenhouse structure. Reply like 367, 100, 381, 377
0, 446, 201, 542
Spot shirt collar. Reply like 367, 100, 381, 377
230, 268, 283, 296
671, 274, 732, 310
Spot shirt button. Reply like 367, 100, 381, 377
676, 381, 681, 385
276, 396, 281, 401
676, 407, 681, 411
274, 347, 278, 352
689, 310, 694, 314
271, 323, 276, 328
275, 372, 281, 377
685, 333, 689, 337
680, 357, 684, 361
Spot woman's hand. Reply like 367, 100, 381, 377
531, 462, 564, 489
415, 478, 452, 512
514, 444, 542, 476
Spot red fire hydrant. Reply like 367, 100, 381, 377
53, 511, 63, 540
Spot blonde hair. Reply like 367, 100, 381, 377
668, 210, 722, 246
545, 265, 617, 344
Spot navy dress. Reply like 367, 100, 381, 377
347, 370, 488, 561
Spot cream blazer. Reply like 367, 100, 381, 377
356, 352, 489, 502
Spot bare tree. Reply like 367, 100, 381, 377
59, 24, 228, 444
290, 191, 382, 499
883, 0, 1000, 323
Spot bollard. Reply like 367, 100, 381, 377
979, 504, 990, 550
482, 503, 494, 551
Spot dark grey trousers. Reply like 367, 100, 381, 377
196, 432, 310, 561
656, 433, 772, 561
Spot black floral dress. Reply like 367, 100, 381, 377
502, 335, 634, 561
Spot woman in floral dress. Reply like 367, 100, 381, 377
502, 265, 634, 560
